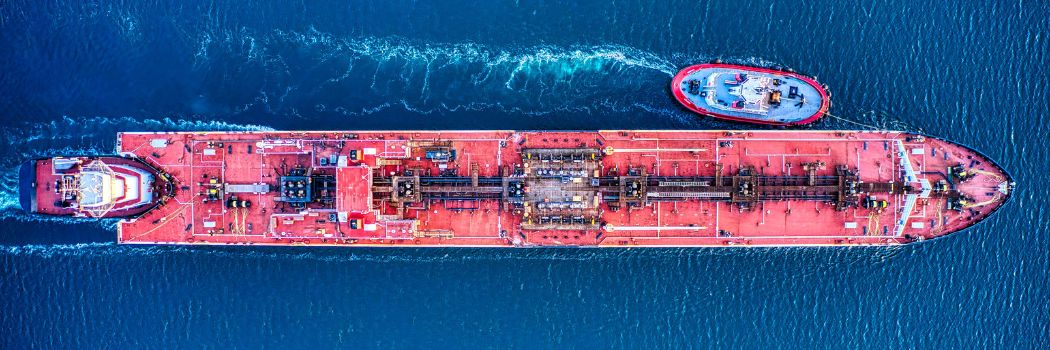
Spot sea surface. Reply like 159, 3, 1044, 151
1, 0, 1047, 348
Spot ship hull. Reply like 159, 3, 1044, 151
672, 64, 831, 126
41, 129, 1010, 248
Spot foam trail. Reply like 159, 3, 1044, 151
267, 30, 679, 77
193, 29, 685, 117
1, 242, 119, 257
189, 30, 825, 122
0, 166, 18, 211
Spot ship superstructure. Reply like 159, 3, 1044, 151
19, 156, 171, 218
15, 130, 1010, 247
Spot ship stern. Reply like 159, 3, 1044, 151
18, 159, 39, 213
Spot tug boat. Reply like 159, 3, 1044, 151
672, 63, 830, 126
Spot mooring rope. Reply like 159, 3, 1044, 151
823, 111, 882, 130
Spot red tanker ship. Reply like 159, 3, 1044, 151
20, 130, 1013, 247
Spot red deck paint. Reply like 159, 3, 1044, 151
23, 130, 1014, 247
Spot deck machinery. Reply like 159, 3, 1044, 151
21, 130, 1013, 247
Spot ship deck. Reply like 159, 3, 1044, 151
113, 130, 1011, 247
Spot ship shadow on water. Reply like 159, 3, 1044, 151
1, 240, 911, 267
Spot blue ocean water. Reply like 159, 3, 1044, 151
0, 0, 1047, 348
